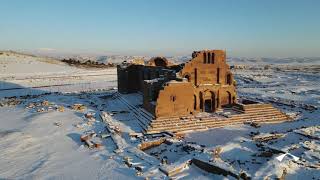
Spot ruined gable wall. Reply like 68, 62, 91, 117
179, 50, 233, 86
178, 50, 237, 110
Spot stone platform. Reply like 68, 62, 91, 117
146, 103, 292, 134
113, 92, 293, 134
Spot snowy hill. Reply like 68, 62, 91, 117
0, 51, 78, 75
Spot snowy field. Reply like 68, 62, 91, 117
0, 53, 319, 179
0, 52, 117, 98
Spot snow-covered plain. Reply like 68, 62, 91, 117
0, 52, 117, 98
0, 52, 319, 179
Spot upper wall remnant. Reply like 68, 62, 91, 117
147, 57, 175, 67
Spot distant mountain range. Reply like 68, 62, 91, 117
1, 50, 320, 65
227, 57, 320, 65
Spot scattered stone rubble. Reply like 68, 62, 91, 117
0, 97, 22, 107
72, 103, 86, 111
80, 131, 102, 149
100, 111, 126, 153
294, 126, 320, 140
74, 112, 98, 129
25, 100, 66, 113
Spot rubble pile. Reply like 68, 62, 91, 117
80, 131, 102, 149
0, 97, 22, 107
74, 112, 98, 129
72, 104, 86, 112
295, 126, 320, 140
252, 133, 285, 142
25, 100, 65, 113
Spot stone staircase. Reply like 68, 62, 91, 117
146, 103, 291, 134
113, 93, 292, 134
113, 92, 154, 132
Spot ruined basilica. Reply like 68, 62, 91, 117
117, 50, 291, 133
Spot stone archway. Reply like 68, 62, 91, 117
200, 90, 216, 112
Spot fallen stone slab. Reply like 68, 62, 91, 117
294, 126, 320, 140
252, 133, 285, 142
100, 111, 127, 152
159, 156, 191, 177
191, 158, 249, 179
138, 138, 166, 151
300, 141, 320, 152
84, 139, 94, 148
129, 132, 143, 138
100, 133, 110, 139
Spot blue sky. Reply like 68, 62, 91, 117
0, 0, 319, 57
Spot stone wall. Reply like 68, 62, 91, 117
155, 81, 194, 118
180, 50, 232, 86
178, 50, 237, 112
117, 50, 238, 118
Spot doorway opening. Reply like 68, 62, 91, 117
204, 99, 212, 112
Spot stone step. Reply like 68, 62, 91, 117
150, 111, 286, 126
151, 114, 289, 129
148, 118, 289, 133
149, 115, 289, 132
230, 111, 285, 118
232, 108, 278, 114
230, 112, 286, 119
151, 108, 285, 124
114, 93, 154, 131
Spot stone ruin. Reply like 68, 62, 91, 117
117, 50, 292, 133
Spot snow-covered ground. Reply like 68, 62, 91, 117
0, 93, 137, 179
0, 53, 319, 179
0, 52, 117, 98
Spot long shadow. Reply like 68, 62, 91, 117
66, 133, 83, 146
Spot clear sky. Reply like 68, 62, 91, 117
0, 0, 319, 57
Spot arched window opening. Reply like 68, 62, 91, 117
193, 95, 197, 110
226, 74, 231, 85
211, 53, 215, 64
217, 68, 220, 84
170, 95, 176, 102
203, 52, 207, 64
194, 68, 198, 86
199, 92, 203, 111
207, 53, 211, 64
